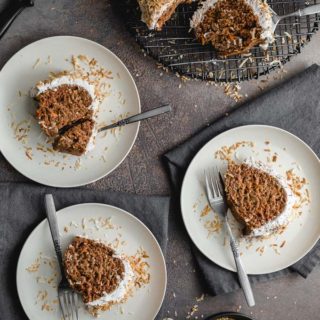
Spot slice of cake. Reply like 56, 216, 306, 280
32, 75, 98, 156
138, 0, 192, 30
224, 160, 295, 237
64, 237, 134, 314
53, 120, 96, 156
191, 0, 274, 56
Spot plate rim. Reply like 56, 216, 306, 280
180, 124, 320, 275
0, 35, 141, 188
16, 202, 167, 320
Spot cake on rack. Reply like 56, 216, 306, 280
138, 0, 192, 30
224, 159, 295, 237
64, 237, 134, 314
191, 0, 274, 56
32, 74, 98, 156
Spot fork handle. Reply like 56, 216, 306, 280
280, 4, 320, 19
226, 222, 255, 307
98, 104, 172, 132
0, 0, 34, 39
45, 194, 65, 277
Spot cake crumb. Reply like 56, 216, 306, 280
33, 58, 41, 69
186, 304, 199, 319
200, 204, 211, 217
196, 294, 205, 302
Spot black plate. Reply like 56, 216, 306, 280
206, 311, 254, 320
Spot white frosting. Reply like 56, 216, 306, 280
190, 0, 274, 50
31, 75, 98, 111
244, 158, 296, 237
86, 126, 98, 153
86, 258, 134, 307
245, 0, 274, 49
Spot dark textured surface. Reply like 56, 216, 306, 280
0, 0, 320, 319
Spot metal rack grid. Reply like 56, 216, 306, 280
112, 0, 320, 82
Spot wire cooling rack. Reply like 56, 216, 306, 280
112, 0, 320, 82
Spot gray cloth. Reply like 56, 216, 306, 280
0, 183, 170, 319
164, 64, 320, 295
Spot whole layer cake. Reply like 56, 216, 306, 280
138, 0, 192, 30
64, 237, 134, 312
191, 0, 274, 56
32, 75, 98, 156
224, 159, 295, 237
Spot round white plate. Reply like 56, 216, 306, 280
181, 125, 320, 274
0, 36, 140, 187
17, 203, 166, 320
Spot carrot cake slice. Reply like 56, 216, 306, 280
224, 159, 295, 237
53, 119, 96, 156
32, 75, 98, 156
138, 0, 192, 30
64, 237, 134, 314
191, 0, 274, 56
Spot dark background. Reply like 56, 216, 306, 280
0, 0, 319, 319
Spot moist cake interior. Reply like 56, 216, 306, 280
64, 236, 125, 304
35, 84, 93, 137
34, 81, 96, 156
225, 162, 287, 235
193, 0, 264, 56
53, 120, 95, 156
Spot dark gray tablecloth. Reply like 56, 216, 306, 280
164, 64, 320, 295
0, 183, 170, 319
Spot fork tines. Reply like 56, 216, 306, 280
205, 167, 224, 199
59, 290, 79, 320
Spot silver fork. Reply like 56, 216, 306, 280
45, 194, 79, 320
205, 169, 255, 307
270, 4, 320, 33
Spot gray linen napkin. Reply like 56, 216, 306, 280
0, 183, 170, 319
164, 64, 320, 295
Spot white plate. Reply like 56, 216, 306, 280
181, 125, 320, 274
0, 36, 140, 187
17, 203, 166, 320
